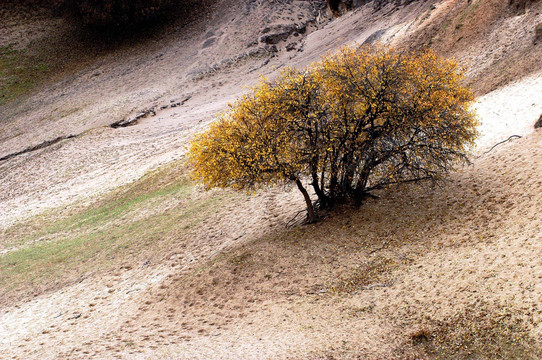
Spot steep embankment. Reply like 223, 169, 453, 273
1, 0, 542, 359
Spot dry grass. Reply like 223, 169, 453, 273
129, 131, 541, 359
331, 255, 401, 294
406, 303, 542, 359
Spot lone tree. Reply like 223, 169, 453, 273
188, 46, 478, 223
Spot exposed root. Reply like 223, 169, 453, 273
478, 135, 522, 157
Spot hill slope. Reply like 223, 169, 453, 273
1, 0, 542, 358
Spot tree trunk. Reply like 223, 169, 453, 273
353, 161, 374, 205
311, 172, 331, 208
296, 179, 317, 223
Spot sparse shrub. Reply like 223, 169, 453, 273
333, 256, 397, 293
188, 45, 478, 223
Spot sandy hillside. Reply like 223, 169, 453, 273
1, 0, 542, 359
2, 0, 540, 227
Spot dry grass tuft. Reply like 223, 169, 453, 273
407, 303, 542, 359
407, 326, 434, 346
331, 256, 399, 294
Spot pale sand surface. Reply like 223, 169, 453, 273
1, 0, 541, 358
2, 122, 540, 359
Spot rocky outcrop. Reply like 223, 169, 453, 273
370, 0, 419, 10
535, 114, 542, 129
187, 45, 276, 80
363, 28, 387, 44
328, 0, 420, 13
259, 24, 307, 45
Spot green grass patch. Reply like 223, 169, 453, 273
51, 177, 191, 233
0, 44, 51, 105
0, 162, 229, 302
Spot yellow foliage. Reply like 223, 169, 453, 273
188, 45, 477, 217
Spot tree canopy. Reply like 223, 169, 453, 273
188, 46, 478, 223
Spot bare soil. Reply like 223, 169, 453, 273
1, 0, 542, 358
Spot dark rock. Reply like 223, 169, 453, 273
509, 0, 537, 13
247, 58, 271, 74
247, 46, 270, 57
110, 108, 155, 129
244, 0, 259, 16
202, 37, 216, 49
0, 134, 77, 162
259, 23, 306, 45
265, 44, 278, 53
186, 64, 213, 80
364, 0, 418, 11
204, 30, 215, 39
296, 23, 307, 35
285, 42, 298, 51
535, 114, 542, 129
170, 96, 191, 108
246, 40, 258, 48
260, 27, 295, 45
363, 29, 387, 45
